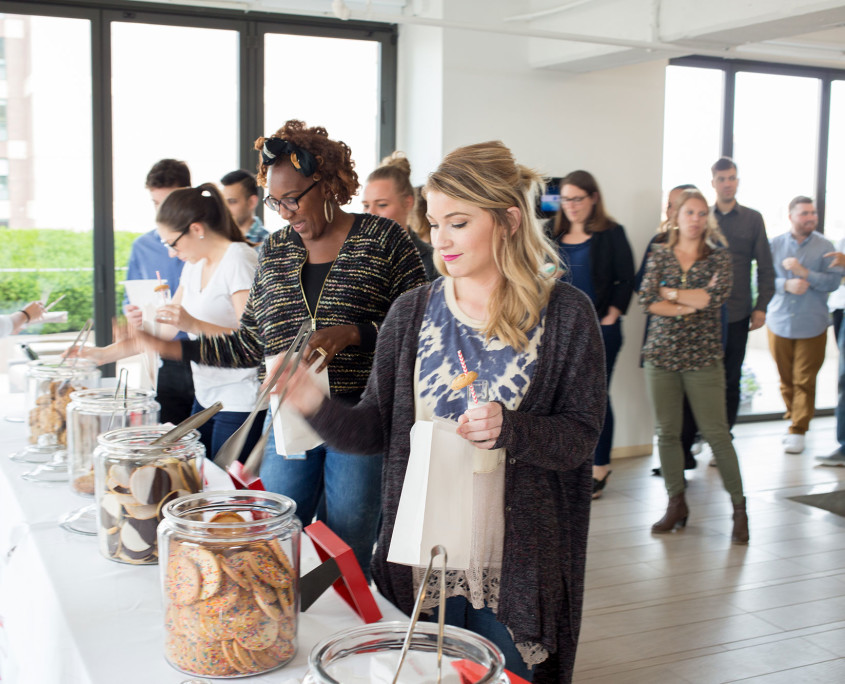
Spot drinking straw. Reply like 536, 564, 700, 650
457, 349, 477, 405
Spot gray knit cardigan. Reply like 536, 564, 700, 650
307, 280, 606, 683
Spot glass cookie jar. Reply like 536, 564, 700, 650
21, 358, 101, 462
67, 388, 160, 498
303, 621, 509, 684
158, 491, 301, 678
94, 426, 205, 565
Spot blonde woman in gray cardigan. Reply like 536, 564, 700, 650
270, 141, 606, 683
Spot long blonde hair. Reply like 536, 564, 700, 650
425, 141, 558, 351
666, 189, 728, 258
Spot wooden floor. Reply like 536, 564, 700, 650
575, 415, 845, 683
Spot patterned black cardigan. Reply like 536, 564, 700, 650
182, 213, 427, 396
307, 281, 606, 683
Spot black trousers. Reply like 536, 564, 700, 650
156, 359, 195, 425
724, 317, 751, 429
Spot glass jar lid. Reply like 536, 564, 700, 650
308, 621, 506, 684
96, 425, 201, 459
69, 387, 157, 412
161, 490, 298, 539
27, 358, 99, 380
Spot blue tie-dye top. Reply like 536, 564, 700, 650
416, 278, 545, 420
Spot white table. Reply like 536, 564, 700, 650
0, 397, 404, 684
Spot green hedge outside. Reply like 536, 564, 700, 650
0, 229, 144, 334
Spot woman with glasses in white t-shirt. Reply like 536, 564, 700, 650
82, 183, 264, 463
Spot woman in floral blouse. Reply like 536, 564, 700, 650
639, 189, 749, 544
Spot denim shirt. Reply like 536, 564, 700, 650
768, 231, 843, 339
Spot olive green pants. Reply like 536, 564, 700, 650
645, 360, 745, 504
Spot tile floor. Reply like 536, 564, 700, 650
575, 416, 845, 683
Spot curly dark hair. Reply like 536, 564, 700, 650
254, 120, 359, 206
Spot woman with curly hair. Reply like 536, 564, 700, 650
132, 120, 427, 575
363, 151, 438, 280
640, 189, 749, 543
271, 141, 606, 682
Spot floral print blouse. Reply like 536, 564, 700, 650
639, 244, 733, 372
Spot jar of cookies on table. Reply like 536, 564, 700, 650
18, 358, 100, 463
158, 490, 300, 678
68, 388, 160, 498
94, 426, 204, 565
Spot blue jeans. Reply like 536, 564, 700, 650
837, 324, 845, 453
259, 413, 382, 580
427, 596, 534, 682
594, 320, 622, 467
191, 399, 266, 464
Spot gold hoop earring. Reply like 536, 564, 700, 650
323, 199, 335, 224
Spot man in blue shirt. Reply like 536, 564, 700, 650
220, 169, 268, 250
767, 196, 843, 454
123, 159, 195, 424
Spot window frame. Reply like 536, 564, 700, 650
0, 0, 397, 354
671, 55, 845, 234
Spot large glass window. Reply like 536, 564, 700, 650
263, 33, 380, 219
664, 60, 844, 417
661, 65, 723, 202
0, 4, 394, 381
0, 99, 7, 142
733, 72, 820, 237
0, 15, 93, 367
826, 80, 845, 247
110, 22, 239, 239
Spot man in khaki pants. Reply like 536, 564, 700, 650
767, 197, 843, 454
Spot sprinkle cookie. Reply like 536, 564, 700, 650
167, 555, 201, 606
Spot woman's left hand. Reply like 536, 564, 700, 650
457, 401, 503, 450
304, 325, 360, 373
155, 304, 196, 333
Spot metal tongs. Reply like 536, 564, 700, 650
107, 368, 130, 431
393, 545, 449, 684
215, 318, 313, 473
58, 318, 94, 368
151, 402, 224, 446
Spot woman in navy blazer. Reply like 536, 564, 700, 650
549, 170, 635, 499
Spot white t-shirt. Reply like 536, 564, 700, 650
180, 242, 260, 412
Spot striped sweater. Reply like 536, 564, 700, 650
183, 213, 427, 396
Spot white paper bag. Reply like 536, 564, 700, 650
266, 354, 331, 457
121, 279, 167, 333
387, 417, 474, 570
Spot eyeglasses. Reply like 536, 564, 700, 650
160, 226, 190, 251
263, 180, 318, 214
561, 195, 589, 205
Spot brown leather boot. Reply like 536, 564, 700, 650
731, 497, 749, 545
651, 493, 689, 533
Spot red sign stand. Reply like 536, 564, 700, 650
226, 461, 265, 490
304, 520, 382, 623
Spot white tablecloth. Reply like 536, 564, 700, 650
0, 396, 404, 684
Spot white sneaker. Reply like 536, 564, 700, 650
783, 433, 805, 454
